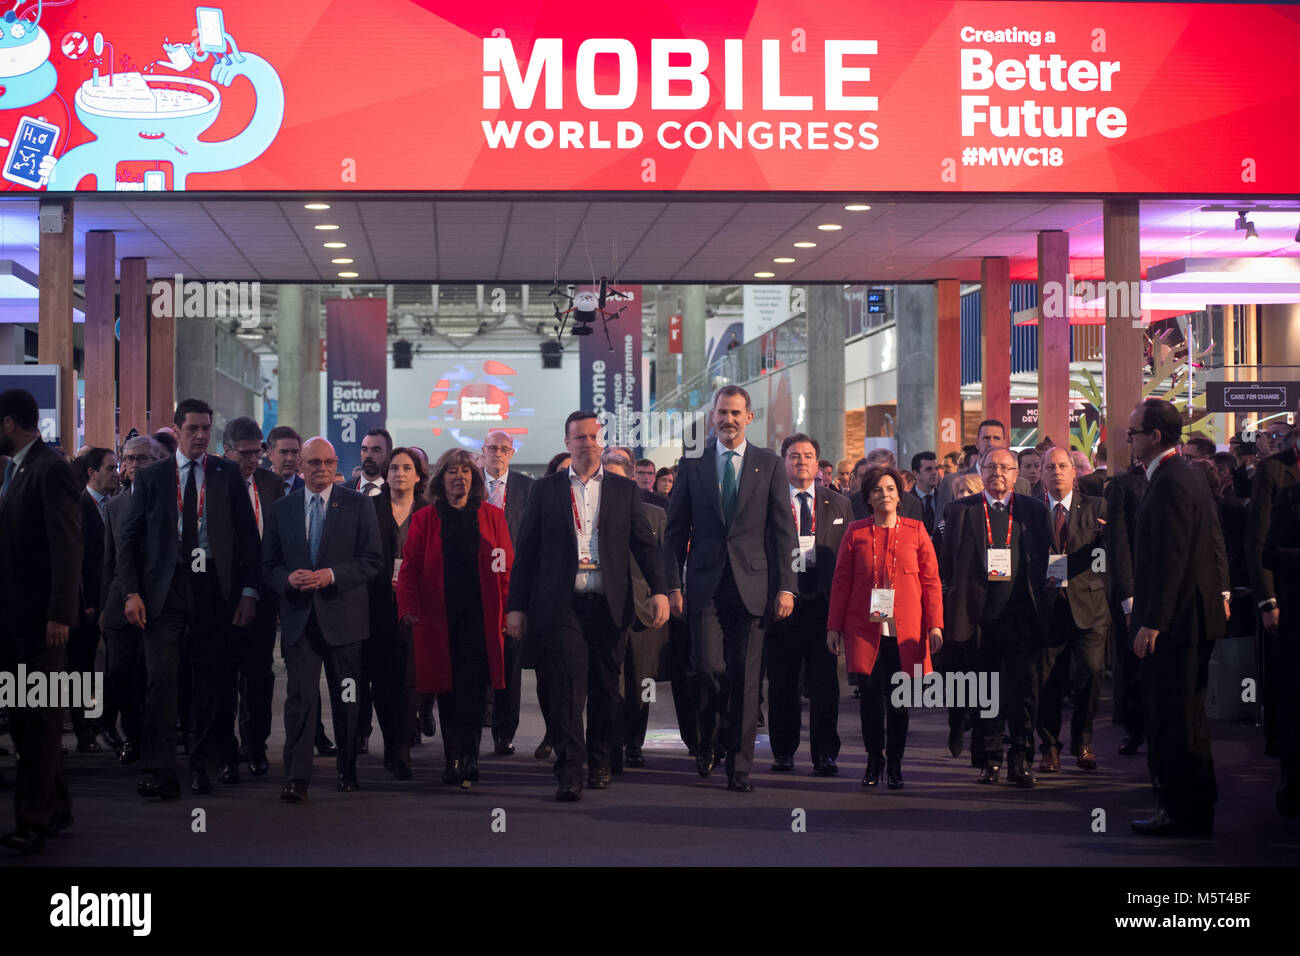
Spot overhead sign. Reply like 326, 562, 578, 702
744, 286, 795, 343
17, 1, 1299, 194
1011, 400, 1099, 432
1205, 382, 1298, 413
579, 286, 643, 455
324, 300, 388, 478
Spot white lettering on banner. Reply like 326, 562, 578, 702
651, 39, 711, 110
331, 382, 382, 415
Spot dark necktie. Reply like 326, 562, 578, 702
721, 451, 738, 524
182, 460, 199, 559
922, 493, 935, 531
1054, 503, 1067, 552
797, 491, 816, 596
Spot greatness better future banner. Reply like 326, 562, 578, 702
21, 0, 1300, 194
325, 299, 388, 479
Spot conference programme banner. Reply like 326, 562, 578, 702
325, 299, 388, 479
579, 286, 643, 458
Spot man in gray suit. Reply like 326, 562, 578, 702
262, 437, 382, 801
664, 386, 798, 792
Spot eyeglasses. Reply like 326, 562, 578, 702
982, 464, 1018, 473
1125, 428, 1152, 438
483, 445, 512, 454
304, 458, 338, 469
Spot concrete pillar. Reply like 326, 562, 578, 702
0, 325, 23, 364
1036, 230, 1071, 449
1103, 200, 1144, 473
654, 286, 677, 405
277, 285, 322, 437
980, 256, 1012, 433
119, 258, 149, 438
808, 284, 846, 466
37, 198, 75, 448
149, 279, 176, 433
680, 285, 707, 404
174, 316, 215, 410
895, 283, 937, 471
935, 279, 962, 455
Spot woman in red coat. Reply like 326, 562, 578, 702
397, 449, 512, 788
827, 465, 944, 790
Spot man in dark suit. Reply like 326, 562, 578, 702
1105, 462, 1147, 756
101, 436, 168, 765
1264, 479, 1300, 818
118, 398, 262, 799
221, 417, 284, 777
766, 433, 853, 775
480, 429, 536, 755
1128, 398, 1230, 836
909, 450, 942, 538
263, 436, 382, 800
71, 447, 118, 752
508, 412, 668, 801
1035, 446, 1110, 774
940, 446, 1050, 787
851, 449, 925, 523
664, 386, 798, 793
1245, 415, 1298, 756
635, 457, 671, 510
267, 425, 305, 495
350, 428, 391, 497
0, 389, 81, 853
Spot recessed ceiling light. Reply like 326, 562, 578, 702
793, 241, 817, 248
337, 271, 359, 279
773, 257, 795, 264
323, 241, 347, 249
817, 223, 842, 231
330, 257, 354, 264
753, 271, 775, 279
844, 204, 871, 212
314, 224, 340, 231
304, 202, 331, 210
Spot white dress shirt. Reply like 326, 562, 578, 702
1144, 446, 1178, 482
569, 465, 604, 593
358, 475, 385, 497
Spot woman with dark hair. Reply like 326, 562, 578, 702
828, 465, 944, 790
545, 452, 572, 476
654, 466, 675, 496
368, 448, 430, 779
397, 449, 513, 788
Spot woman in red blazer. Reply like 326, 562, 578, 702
397, 448, 512, 788
828, 465, 943, 790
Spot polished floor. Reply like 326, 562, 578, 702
2, 666, 1296, 867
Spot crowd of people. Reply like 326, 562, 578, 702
1, 382, 1298, 852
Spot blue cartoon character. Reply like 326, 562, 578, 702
0, 4, 60, 187
47, 6, 284, 190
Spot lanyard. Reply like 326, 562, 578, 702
248, 480, 261, 530
176, 454, 206, 522
868, 518, 899, 589
571, 484, 598, 534
790, 490, 816, 534
982, 494, 1013, 548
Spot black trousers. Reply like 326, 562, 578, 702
618, 625, 664, 755
691, 566, 765, 778
436, 624, 491, 764
1143, 638, 1217, 823
67, 619, 101, 742
0, 635, 70, 835
104, 624, 146, 746
1111, 598, 1144, 740
668, 615, 697, 751
1038, 600, 1107, 755
142, 567, 237, 777
282, 612, 363, 784
234, 601, 277, 758
532, 652, 553, 745
492, 635, 524, 745
975, 611, 1039, 771
859, 636, 908, 763
765, 593, 840, 763
368, 614, 417, 765
547, 593, 626, 786
936, 638, 983, 764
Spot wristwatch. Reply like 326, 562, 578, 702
1259, 598, 1279, 611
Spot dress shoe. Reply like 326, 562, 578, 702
119, 742, 141, 765
771, 755, 795, 773
1075, 747, 1098, 772
0, 828, 45, 853
851, 686, 862, 699
813, 757, 839, 776
190, 768, 212, 794
219, 763, 241, 785
886, 762, 904, 789
625, 748, 646, 768
587, 767, 612, 789
280, 779, 308, 803
76, 739, 103, 754
948, 725, 962, 757
315, 733, 337, 757
441, 760, 462, 785
494, 739, 515, 756
977, 765, 1001, 785
461, 756, 480, 783
1039, 750, 1060, 773
696, 749, 717, 777
1118, 734, 1142, 756
337, 775, 360, 792
358, 736, 370, 755
727, 773, 754, 793
1006, 765, 1037, 789
556, 783, 582, 802
862, 756, 883, 788
138, 773, 181, 799
534, 740, 553, 760
421, 712, 437, 737
247, 753, 269, 777
1131, 808, 1213, 837
102, 729, 124, 752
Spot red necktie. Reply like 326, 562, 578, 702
1054, 503, 1067, 551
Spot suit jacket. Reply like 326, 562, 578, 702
1245, 447, 1299, 604
1040, 492, 1110, 637
939, 492, 1050, 646
641, 487, 671, 511
787, 485, 855, 602
116, 454, 261, 618
368, 488, 429, 635
854, 487, 924, 524
1104, 465, 1146, 609
493, 469, 535, 547
281, 473, 305, 495
80, 490, 107, 617
0, 438, 82, 650
907, 486, 941, 537
248, 468, 284, 614
1077, 471, 1106, 499
262, 485, 382, 647
509, 468, 667, 663
1133, 453, 1229, 646
663, 438, 798, 617
1263, 481, 1300, 642
630, 502, 667, 629
100, 489, 135, 631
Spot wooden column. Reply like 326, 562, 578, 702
1036, 230, 1070, 449
1221, 305, 1236, 438
149, 278, 175, 432
1104, 199, 1144, 473
37, 198, 75, 449
980, 256, 1011, 431
83, 231, 116, 449
119, 258, 149, 438
935, 278, 963, 455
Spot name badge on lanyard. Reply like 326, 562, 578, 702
791, 495, 816, 566
869, 588, 895, 623
983, 495, 1014, 581
392, 557, 403, 587
1046, 553, 1068, 588
868, 520, 898, 622
572, 486, 599, 571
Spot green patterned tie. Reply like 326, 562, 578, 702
721, 450, 738, 524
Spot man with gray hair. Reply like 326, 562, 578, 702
851, 447, 926, 524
